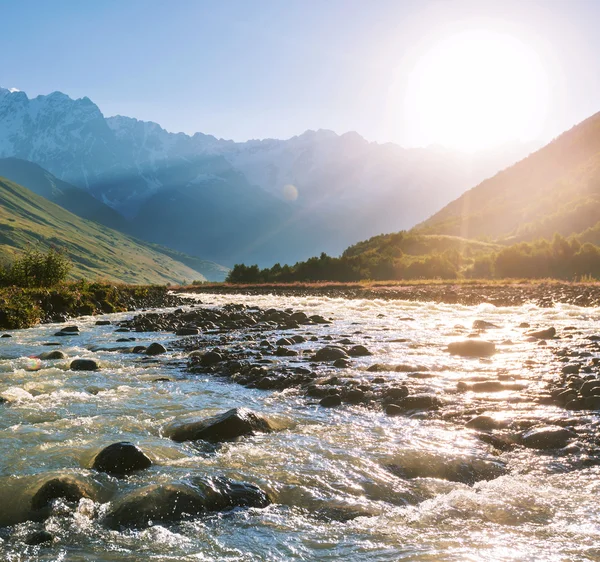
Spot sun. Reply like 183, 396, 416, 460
402, 29, 550, 151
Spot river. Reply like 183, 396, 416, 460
1, 292, 599, 561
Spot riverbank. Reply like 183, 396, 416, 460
180, 280, 600, 307
0, 282, 186, 330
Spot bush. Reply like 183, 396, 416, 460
1, 247, 72, 288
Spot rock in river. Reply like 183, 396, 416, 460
91, 442, 152, 476
103, 477, 270, 529
31, 475, 97, 510
520, 426, 576, 449
526, 327, 556, 339
167, 407, 274, 443
69, 359, 99, 371
313, 347, 349, 362
145, 343, 167, 356
447, 340, 496, 357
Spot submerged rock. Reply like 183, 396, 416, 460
447, 340, 496, 357
91, 442, 152, 477
103, 477, 270, 529
24, 530, 54, 545
167, 407, 274, 443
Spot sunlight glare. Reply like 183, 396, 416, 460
402, 30, 550, 150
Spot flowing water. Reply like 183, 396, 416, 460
1, 293, 600, 561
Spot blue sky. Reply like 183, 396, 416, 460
1, 0, 599, 148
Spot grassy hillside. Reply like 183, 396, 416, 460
416, 111, 600, 241
0, 157, 127, 230
0, 176, 221, 284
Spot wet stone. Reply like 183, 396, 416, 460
69, 359, 99, 371
167, 407, 273, 443
320, 395, 342, 407
24, 530, 54, 546
313, 347, 349, 362
520, 426, 576, 450
145, 343, 167, 356
92, 442, 152, 477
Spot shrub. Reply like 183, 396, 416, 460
1, 247, 72, 288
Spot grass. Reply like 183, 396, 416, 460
0, 176, 221, 285
0, 282, 172, 329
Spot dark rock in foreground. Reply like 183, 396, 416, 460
103, 477, 270, 529
31, 475, 96, 510
167, 407, 274, 443
92, 442, 152, 477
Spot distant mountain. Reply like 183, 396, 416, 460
416, 112, 600, 242
0, 175, 227, 284
0, 87, 534, 265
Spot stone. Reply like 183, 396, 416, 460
1, 333, 12, 338
465, 415, 504, 430
31, 476, 95, 510
395, 394, 443, 411
200, 350, 223, 366
520, 426, 576, 449
24, 530, 54, 545
95, 320, 111, 326
472, 320, 500, 329
310, 315, 330, 324
176, 327, 200, 336
38, 350, 67, 360
92, 442, 152, 477
313, 347, 349, 362
526, 327, 556, 339
447, 340, 496, 357
385, 404, 403, 416
69, 359, 99, 371
167, 407, 273, 443
319, 395, 342, 407
145, 343, 167, 356
275, 346, 298, 357
333, 358, 350, 368
103, 477, 270, 529
60, 325, 79, 333
347, 345, 372, 357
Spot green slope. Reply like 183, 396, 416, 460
416, 111, 600, 242
0, 157, 127, 230
0, 176, 221, 284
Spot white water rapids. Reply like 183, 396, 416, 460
0, 293, 599, 561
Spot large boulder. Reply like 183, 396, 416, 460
91, 442, 152, 477
447, 340, 496, 357
167, 407, 274, 443
103, 477, 270, 529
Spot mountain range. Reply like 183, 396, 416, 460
0, 87, 534, 266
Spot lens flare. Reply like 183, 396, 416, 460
282, 184, 298, 201
24, 357, 42, 371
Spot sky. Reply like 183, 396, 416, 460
1, 0, 599, 150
